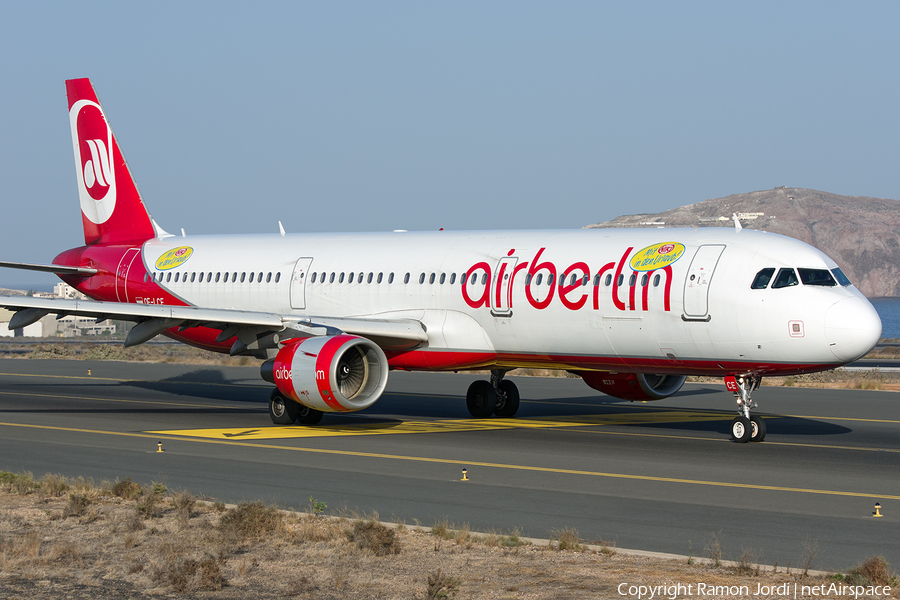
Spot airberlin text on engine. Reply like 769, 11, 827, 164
461, 243, 682, 314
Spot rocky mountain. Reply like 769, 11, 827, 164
587, 188, 900, 298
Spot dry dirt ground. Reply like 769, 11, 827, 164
0, 475, 896, 600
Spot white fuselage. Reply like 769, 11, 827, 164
137, 227, 881, 375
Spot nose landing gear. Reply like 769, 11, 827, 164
725, 375, 765, 443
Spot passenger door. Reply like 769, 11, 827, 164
290, 257, 314, 310
682, 245, 725, 320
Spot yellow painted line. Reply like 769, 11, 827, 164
562, 428, 900, 452
0, 389, 242, 411
0, 420, 897, 501
148, 411, 733, 440
780, 413, 900, 424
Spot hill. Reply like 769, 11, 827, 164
587, 188, 900, 298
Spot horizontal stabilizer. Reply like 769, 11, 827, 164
0, 261, 98, 276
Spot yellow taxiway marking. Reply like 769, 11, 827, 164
0, 420, 897, 501
147, 411, 732, 440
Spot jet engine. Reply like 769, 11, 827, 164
579, 372, 686, 401
260, 334, 388, 412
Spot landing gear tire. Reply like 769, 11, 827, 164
750, 415, 766, 442
466, 380, 497, 418
269, 390, 298, 425
730, 416, 752, 443
494, 380, 520, 417
296, 405, 324, 425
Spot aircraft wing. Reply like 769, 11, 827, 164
0, 296, 427, 352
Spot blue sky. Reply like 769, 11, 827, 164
1, 1, 897, 289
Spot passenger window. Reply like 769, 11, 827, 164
641, 274, 648, 286
266, 272, 272, 283
329, 273, 335, 283
240, 272, 246, 283
377, 273, 383, 284
248, 273, 254, 283
175, 272, 181, 283
404, 273, 410, 284
798, 268, 837, 287
419, 273, 425, 284
258, 272, 263, 282
348, 273, 354, 284
191, 273, 196, 283
832, 268, 851, 286
628, 274, 635, 286
368, 273, 373, 284
275, 273, 280, 283
207, 273, 212, 283
653, 274, 660, 287
450, 273, 456, 285
605, 274, 612, 286
215, 272, 220, 283
388, 273, 394, 284
429, 273, 436, 284
547, 274, 554, 286
482, 274, 488, 285
470, 273, 476, 285
617, 274, 624, 286
232, 273, 238, 283
311, 272, 317, 283
536, 273, 543, 286
339, 273, 345, 283
593, 274, 600, 286
440, 273, 446, 284
751, 268, 775, 289
772, 268, 799, 289
582, 275, 589, 286
358, 272, 364, 282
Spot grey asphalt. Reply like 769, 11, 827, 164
0, 357, 897, 572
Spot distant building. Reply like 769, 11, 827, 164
0, 308, 42, 337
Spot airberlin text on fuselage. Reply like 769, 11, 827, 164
462, 246, 676, 313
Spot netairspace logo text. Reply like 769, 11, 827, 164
617, 582, 893, 599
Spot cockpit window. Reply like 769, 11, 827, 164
772, 268, 799, 289
798, 268, 837, 287
831, 268, 852, 286
751, 268, 775, 289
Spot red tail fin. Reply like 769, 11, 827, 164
67, 78, 156, 246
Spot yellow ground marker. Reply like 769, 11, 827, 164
873, 503, 883, 517
461, 468, 469, 481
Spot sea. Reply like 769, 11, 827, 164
869, 297, 900, 340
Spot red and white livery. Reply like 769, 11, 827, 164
0, 79, 882, 442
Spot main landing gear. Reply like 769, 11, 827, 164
466, 369, 520, 418
726, 376, 765, 443
269, 390, 323, 425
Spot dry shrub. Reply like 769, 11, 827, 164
349, 519, 401, 556
550, 527, 581, 551
0, 472, 36, 495
218, 501, 284, 541
112, 477, 143, 500
63, 493, 92, 518
735, 547, 762, 576
136, 483, 167, 519
426, 568, 461, 599
432, 518, 450, 539
0, 531, 42, 566
40, 473, 69, 497
293, 514, 347, 543
46, 540, 81, 565
171, 491, 196, 528
846, 556, 898, 586
153, 555, 225, 593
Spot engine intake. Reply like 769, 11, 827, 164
579, 372, 686, 401
261, 334, 388, 412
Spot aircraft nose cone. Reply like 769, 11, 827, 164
824, 296, 882, 363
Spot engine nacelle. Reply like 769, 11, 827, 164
261, 335, 388, 412
580, 372, 686, 401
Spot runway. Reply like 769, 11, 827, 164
0, 358, 897, 571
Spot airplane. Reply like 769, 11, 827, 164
0, 78, 882, 443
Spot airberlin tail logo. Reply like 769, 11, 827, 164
70, 100, 117, 225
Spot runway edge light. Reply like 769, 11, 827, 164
461, 468, 468, 481
873, 502, 883, 517
157, 442, 164, 453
